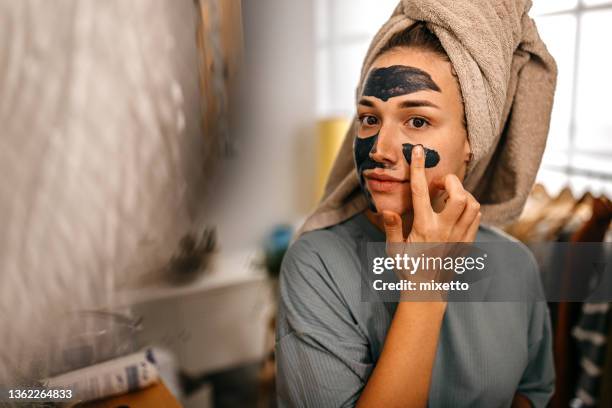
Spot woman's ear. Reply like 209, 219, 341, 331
459, 138, 472, 182
463, 138, 472, 164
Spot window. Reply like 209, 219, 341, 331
315, 0, 398, 116
315, 0, 612, 195
533, 0, 612, 195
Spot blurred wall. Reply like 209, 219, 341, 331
0, 0, 208, 382
202, 0, 317, 250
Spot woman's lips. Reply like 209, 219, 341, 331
364, 173, 409, 192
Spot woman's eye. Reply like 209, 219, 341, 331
360, 115, 379, 127
408, 117, 429, 129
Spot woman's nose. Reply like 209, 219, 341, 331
370, 124, 398, 164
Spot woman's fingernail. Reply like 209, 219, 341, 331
414, 144, 423, 158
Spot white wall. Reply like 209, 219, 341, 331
202, 0, 317, 250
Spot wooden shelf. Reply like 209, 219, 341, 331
78, 383, 181, 408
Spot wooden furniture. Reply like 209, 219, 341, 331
78, 383, 181, 408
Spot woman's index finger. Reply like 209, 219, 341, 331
409, 144, 433, 219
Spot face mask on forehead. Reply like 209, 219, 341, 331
354, 65, 441, 212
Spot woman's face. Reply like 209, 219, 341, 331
355, 47, 470, 216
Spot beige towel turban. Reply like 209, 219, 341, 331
298, 0, 557, 237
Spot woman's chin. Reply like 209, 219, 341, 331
371, 196, 411, 216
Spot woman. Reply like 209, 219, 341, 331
276, 0, 557, 407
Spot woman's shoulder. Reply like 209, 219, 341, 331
279, 223, 366, 321
477, 224, 543, 297
477, 223, 522, 243
281, 218, 366, 287
289, 215, 366, 258
477, 224, 536, 262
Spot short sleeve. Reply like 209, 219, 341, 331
275, 235, 373, 408
517, 300, 556, 407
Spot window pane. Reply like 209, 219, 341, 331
582, 0, 612, 6
573, 10, 612, 160
329, 41, 370, 115
315, 0, 329, 44
572, 152, 611, 178
530, 0, 578, 15
536, 156, 612, 197
534, 14, 576, 155
331, 0, 398, 38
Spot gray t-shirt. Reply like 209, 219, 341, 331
276, 212, 554, 408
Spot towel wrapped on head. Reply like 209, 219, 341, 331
298, 0, 557, 237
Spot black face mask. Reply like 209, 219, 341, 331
354, 133, 385, 212
362, 65, 441, 101
354, 134, 440, 212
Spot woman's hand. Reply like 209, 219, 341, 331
382, 144, 481, 245
380, 144, 482, 294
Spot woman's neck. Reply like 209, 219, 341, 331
365, 209, 414, 239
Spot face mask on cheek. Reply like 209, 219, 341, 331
354, 134, 383, 212
353, 135, 441, 213
402, 143, 440, 167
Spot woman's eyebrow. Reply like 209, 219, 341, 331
398, 99, 440, 109
358, 99, 375, 107
358, 97, 439, 109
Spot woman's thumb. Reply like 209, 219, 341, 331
382, 210, 403, 243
